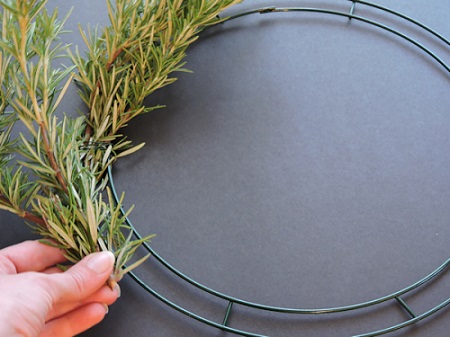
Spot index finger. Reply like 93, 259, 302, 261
0, 240, 67, 274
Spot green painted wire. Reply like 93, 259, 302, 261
107, 2, 450, 335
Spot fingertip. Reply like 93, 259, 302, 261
103, 303, 109, 314
88, 302, 109, 323
114, 283, 121, 298
91, 284, 120, 305
85, 251, 115, 274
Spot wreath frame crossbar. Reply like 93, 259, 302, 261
109, 1, 450, 336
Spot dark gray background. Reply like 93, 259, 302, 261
1, 1, 450, 336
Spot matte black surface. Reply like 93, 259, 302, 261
1, 1, 450, 336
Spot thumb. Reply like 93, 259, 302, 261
46, 251, 115, 303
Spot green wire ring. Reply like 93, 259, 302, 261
108, 1, 450, 336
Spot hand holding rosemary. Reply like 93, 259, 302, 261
0, 0, 241, 288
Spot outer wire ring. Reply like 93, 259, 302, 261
108, 2, 450, 336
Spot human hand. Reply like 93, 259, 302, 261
0, 240, 120, 337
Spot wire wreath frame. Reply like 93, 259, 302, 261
108, 1, 450, 336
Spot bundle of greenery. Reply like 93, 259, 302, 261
0, 0, 241, 286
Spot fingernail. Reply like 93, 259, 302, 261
86, 251, 115, 274
114, 283, 121, 298
103, 304, 109, 314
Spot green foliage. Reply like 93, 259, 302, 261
0, 0, 241, 284
70, 0, 241, 162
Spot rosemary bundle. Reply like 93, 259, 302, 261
0, 0, 241, 284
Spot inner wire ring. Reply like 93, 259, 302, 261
109, 2, 450, 336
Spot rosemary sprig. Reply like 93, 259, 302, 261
0, 0, 242, 285
70, 0, 241, 165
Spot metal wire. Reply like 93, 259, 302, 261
108, 1, 450, 336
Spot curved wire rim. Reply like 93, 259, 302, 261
108, 1, 450, 336
109, 161, 450, 315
